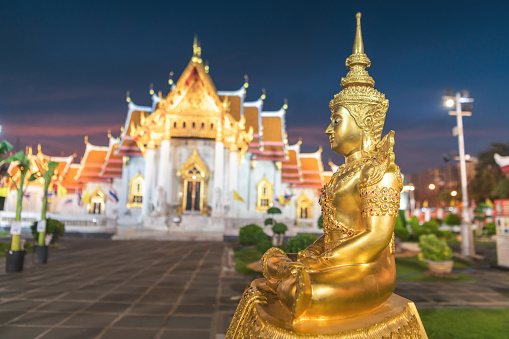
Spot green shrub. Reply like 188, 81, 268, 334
238, 224, 272, 253
264, 218, 274, 226
408, 216, 420, 229
394, 214, 410, 241
419, 234, 453, 261
317, 215, 323, 229
31, 218, 65, 244
239, 224, 264, 246
430, 217, 443, 226
398, 210, 407, 226
256, 235, 273, 253
437, 230, 453, 240
285, 233, 317, 253
444, 213, 461, 226
486, 222, 496, 236
422, 220, 439, 234
410, 223, 428, 241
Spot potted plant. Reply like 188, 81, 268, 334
418, 234, 453, 274
31, 158, 58, 264
1, 149, 36, 272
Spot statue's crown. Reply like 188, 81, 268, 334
329, 13, 389, 149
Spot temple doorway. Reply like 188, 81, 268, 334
185, 167, 202, 212
177, 149, 210, 215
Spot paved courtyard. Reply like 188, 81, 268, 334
0, 238, 508, 339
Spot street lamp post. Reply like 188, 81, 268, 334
443, 90, 475, 257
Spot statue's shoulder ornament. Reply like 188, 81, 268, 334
359, 130, 402, 190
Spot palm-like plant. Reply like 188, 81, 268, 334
32, 159, 58, 246
2, 150, 36, 251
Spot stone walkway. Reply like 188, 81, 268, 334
0, 239, 508, 339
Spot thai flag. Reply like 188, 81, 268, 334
108, 188, 119, 203
77, 191, 82, 207
64, 198, 73, 206
273, 195, 283, 208
24, 192, 31, 200
284, 194, 293, 204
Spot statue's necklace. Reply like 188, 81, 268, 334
329, 158, 365, 188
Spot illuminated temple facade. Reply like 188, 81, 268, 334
2, 41, 334, 237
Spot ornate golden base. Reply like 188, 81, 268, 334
226, 287, 427, 338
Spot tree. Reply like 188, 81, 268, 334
31, 159, 58, 246
469, 142, 509, 202
272, 222, 288, 246
1, 151, 37, 251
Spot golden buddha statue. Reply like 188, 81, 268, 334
227, 13, 427, 338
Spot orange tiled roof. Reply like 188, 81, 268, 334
75, 142, 109, 183
117, 104, 150, 156
282, 146, 302, 184
100, 139, 123, 179
260, 116, 284, 155
61, 164, 83, 190
219, 95, 242, 121
294, 150, 324, 189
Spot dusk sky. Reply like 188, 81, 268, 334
1, 1, 508, 174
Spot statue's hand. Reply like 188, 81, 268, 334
297, 248, 319, 261
288, 262, 308, 276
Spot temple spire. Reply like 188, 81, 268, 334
352, 12, 364, 54
192, 35, 202, 63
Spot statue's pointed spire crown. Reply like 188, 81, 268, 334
329, 13, 389, 152
352, 12, 364, 54
341, 12, 374, 88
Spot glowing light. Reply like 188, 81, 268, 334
445, 99, 455, 108
451, 190, 457, 197
428, 183, 436, 190
192, 175, 196, 180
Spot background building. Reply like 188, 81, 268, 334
1, 41, 333, 238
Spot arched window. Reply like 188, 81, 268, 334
296, 192, 312, 219
211, 123, 214, 129
183, 122, 186, 128
192, 122, 196, 129
173, 122, 177, 128
201, 122, 205, 129
127, 173, 144, 208
256, 177, 273, 212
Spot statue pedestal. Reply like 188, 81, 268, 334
226, 287, 427, 338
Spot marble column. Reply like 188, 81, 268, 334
141, 142, 155, 216
157, 138, 171, 203
229, 148, 239, 216
213, 141, 224, 216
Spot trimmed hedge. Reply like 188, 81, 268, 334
285, 233, 317, 253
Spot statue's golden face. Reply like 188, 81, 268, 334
325, 106, 362, 156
